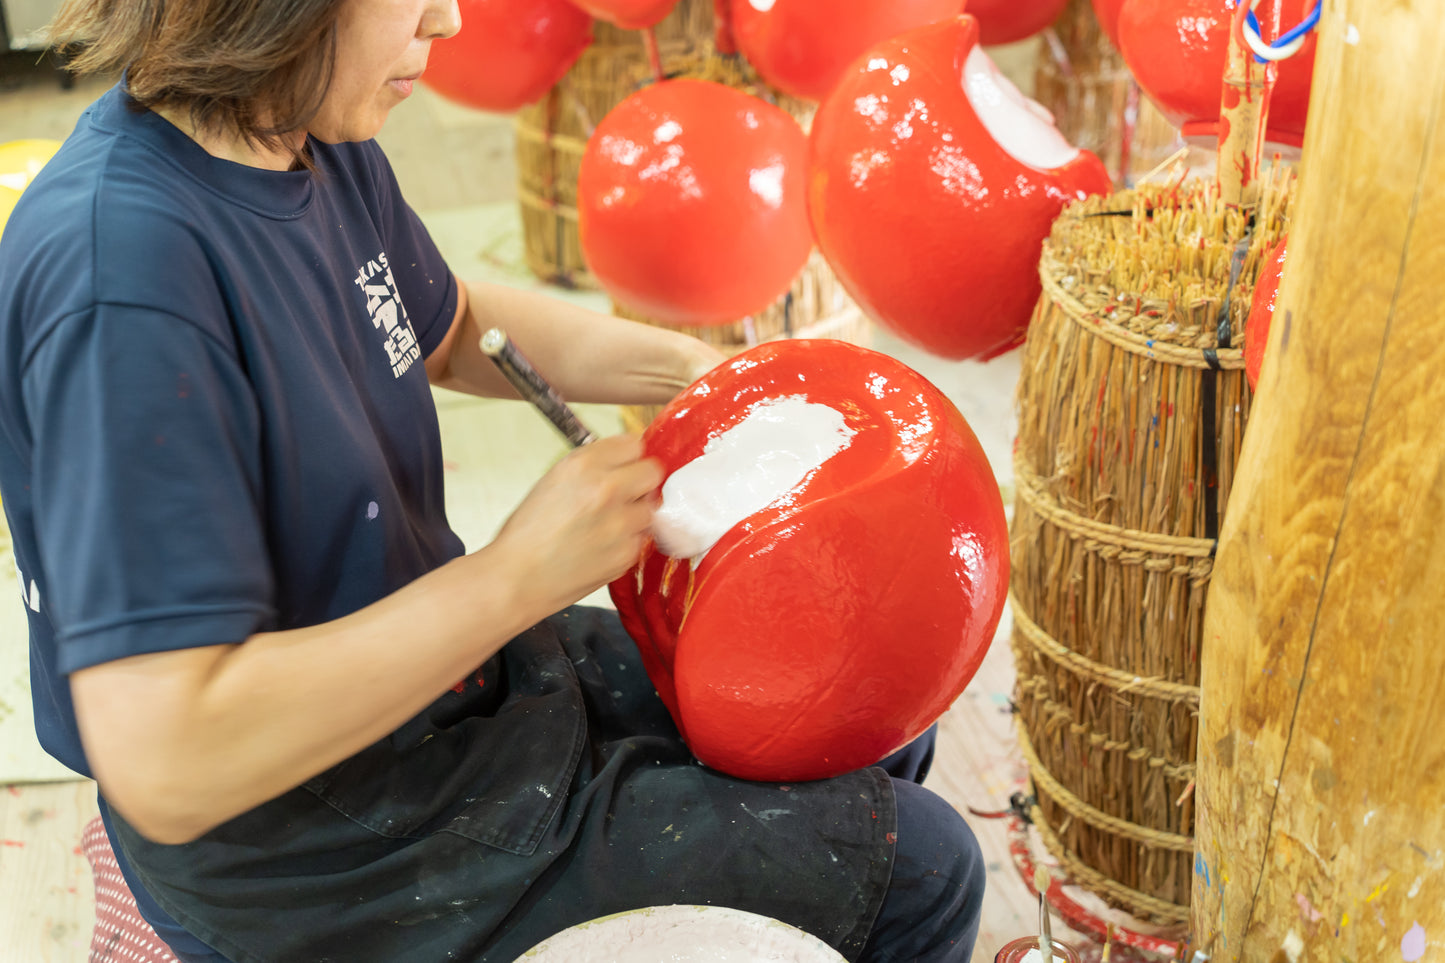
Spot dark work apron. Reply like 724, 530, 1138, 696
110, 607, 897, 963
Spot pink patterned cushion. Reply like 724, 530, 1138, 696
82, 816, 180, 963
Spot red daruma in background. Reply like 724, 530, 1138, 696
729, 0, 964, 103
421, 0, 593, 113
610, 340, 1009, 782
965, 0, 1069, 46
808, 15, 1112, 360
578, 79, 813, 326
1116, 0, 1317, 146
1245, 236, 1288, 392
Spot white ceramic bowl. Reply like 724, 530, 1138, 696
518, 904, 849, 963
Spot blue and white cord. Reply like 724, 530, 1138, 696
1240, 0, 1322, 62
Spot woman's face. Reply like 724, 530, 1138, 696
309, 0, 461, 144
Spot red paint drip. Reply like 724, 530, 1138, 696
1, 839, 25, 847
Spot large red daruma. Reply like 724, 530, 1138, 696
729, 0, 964, 103
421, 0, 593, 113
1116, 0, 1317, 147
808, 15, 1112, 360
578, 79, 814, 326
609, 340, 1009, 782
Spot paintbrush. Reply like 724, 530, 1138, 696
1034, 865, 1054, 961
480, 328, 597, 448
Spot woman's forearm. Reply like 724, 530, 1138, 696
71, 546, 548, 844
432, 280, 725, 405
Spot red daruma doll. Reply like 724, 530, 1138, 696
420, 0, 593, 113
578, 79, 813, 327
808, 15, 1111, 361
610, 339, 1009, 782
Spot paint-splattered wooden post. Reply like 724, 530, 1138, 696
1192, 1, 1445, 960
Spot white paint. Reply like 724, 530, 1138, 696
1345, 23, 1360, 45
1016, 949, 1078, 963
1408, 877, 1422, 899
961, 46, 1081, 172
747, 0, 776, 11
27, 579, 38, 612
1281, 929, 1304, 963
366, 501, 380, 520
654, 120, 684, 144
1364, 809, 1377, 826
652, 397, 855, 561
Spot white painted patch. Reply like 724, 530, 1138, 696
1345, 23, 1360, 45
747, 0, 776, 11
366, 501, 379, 520
652, 397, 855, 561
961, 46, 1081, 172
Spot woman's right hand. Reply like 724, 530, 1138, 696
492, 433, 664, 613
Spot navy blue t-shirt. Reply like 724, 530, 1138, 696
0, 84, 462, 954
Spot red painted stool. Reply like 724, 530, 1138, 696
82, 816, 180, 963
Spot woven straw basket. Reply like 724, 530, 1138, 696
513, 0, 869, 430
1009, 167, 1293, 924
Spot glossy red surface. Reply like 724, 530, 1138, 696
578, 79, 813, 326
1115, 0, 1316, 146
420, 0, 593, 113
1245, 235, 1287, 392
807, 15, 1111, 360
609, 339, 1010, 782
567, 0, 680, 29
729, 0, 963, 102
964, 0, 1069, 46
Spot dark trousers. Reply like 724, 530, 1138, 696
865, 730, 987, 963
109, 608, 985, 962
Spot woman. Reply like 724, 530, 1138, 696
0, 1, 985, 960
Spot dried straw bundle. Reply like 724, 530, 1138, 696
1009, 163, 1293, 924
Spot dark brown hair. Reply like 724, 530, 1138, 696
50, 0, 346, 165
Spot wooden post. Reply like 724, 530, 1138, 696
1193, 1, 1445, 960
